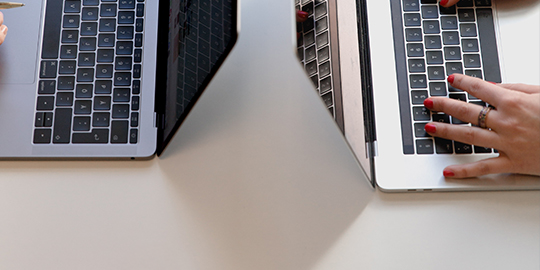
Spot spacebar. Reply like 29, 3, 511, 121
477, 8, 502, 83
41, 0, 63, 59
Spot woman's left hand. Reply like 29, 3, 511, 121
423, 74, 540, 178
0, 12, 7, 45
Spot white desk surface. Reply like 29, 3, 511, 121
1, 0, 538, 269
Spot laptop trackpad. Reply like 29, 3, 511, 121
0, 1, 43, 85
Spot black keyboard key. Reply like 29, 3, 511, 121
446, 62, 463, 75
95, 80, 113, 94
73, 116, 91, 131
119, 0, 136, 9
94, 96, 112, 110
432, 113, 450, 123
314, 3, 326, 19
320, 77, 332, 94
407, 43, 424, 57
80, 37, 97, 51
403, 0, 420, 11
440, 16, 458, 30
428, 66, 445, 80
421, 5, 439, 19
134, 49, 142, 62
62, 30, 79, 43
133, 64, 141, 78
423, 20, 440, 34
464, 54, 481, 68
74, 100, 92, 114
315, 17, 328, 34
37, 96, 54, 111
40, 61, 58, 78
462, 38, 479, 52
426, 50, 443, 64
42, 0, 63, 59
99, 18, 116, 32
301, 1, 314, 16
81, 22, 98, 36
439, 4, 456, 15
135, 33, 143, 47
78, 53, 95, 66
442, 31, 460, 45
116, 41, 133, 55
455, 142, 473, 153
59, 60, 76, 74
444, 47, 461, 60
114, 72, 131, 86
135, 18, 144, 32
132, 80, 140, 94
83, 0, 100, 6
404, 13, 421, 27
319, 61, 330, 78
56, 92, 74, 106
465, 69, 483, 79
457, 0, 474, 6
130, 112, 139, 127
115, 57, 133, 70
408, 59, 426, 72
76, 84, 93, 98
118, 11, 135, 24
97, 49, 115, 62
424, 35, 441, 49
38, 80, 56, 94
131, 96, 140, 110
57, 76, 75, 90
101, 4, 117, 17
303, 31, 315, 47
53, 108, 72, 144
82, 7, 99, 20
65, 1, 81, 13
60, 45, 78, 59
77, 68, 95, 82
429, 82, 447, 96
113, 88, 130, 102
410, 74, 427, 88
321, 92, 333, 107
117, 26, 134, 39
111, 121, 129, 143
35, 112, 45, 127
414, 123, 431, 137
129, 129, 138, 144
136, 3, 145, 17
63, 15, 80, 28
72, 129, 109, 143
316, 31, 328, 48
34, 129, 52, 144
474, 145, 492, 153
93, 112, 110, 127
449, 93, 467, 102
411, 90, 428, 104
112, 104, 130, 119
96, 64, 114, 78
416, 139, 434, 154
412, 106, 430, 121
44, 113, 53, 127
435, 138, 453, 154
406, 28, 423, 42
460, 23, 477, 37
476, 8, 501, 83
474, 0, 491, 6
458, 9, 475, 22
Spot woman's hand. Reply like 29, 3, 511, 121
0, 11, 7, 45
423, 74, 540, 178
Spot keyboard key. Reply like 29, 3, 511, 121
53, 108, 72, 144
474, 145, 492, 153
465, 69, 483, 79
449, 93, 467, 102
414, 123, 431, 137
82, 7, 99, 20
319, 61, 330, 78
115, 57, 133, 70
315, 17, 328, 34
317, 46, 329, 62
429, 82, 447, 96
432, 113, 450, 123
94, 96, 112, 110
40, 61, 58, 78
426, 50, 443, 64
408, 59, 426, 72
95, 80, 113, 94
135, 33, 143, 47
38, 80, 56, 94
83, 0, 100, 6
314, 3, 327, 19
59, 60, 76, 74
73, 116, 91, 131
130, 112, 139, 127
56, 92, 74, 106
463, 54, 481, 68
63, 15, 80, 28
129, 129, 138, 144
406, 28, 423, 42
321, 92, 333, 107
101, 4, 117, 17
81, 22, 98, 36
403, 0, 420, 11
457, 0, 474, 6
445, 62, 463, 75
428, 66, 445, 80
77, 68, 95, 82
62, 30, 79, 43
80, 37, 97, 51
444, 47, 461, 60
65, 1, 81, 13
74, 100, 92, 114
474, 0, 491, 6
97, 49, 115, 62
113, 88, 130, 102
131, 96, 140, 110
116, 41, 133, 55
423, 20, 440, 34
136, 3, 145, 17
412, 106, 430, 121
407, 43, 424, 57
42, 0, 63, 59
119, 0, 136, 9
410, 74, 427, 88
460, 23, 477, 37
60, 45, 78, 59
99, 18, 116, 32
118, 11, 135, 24
37, 96, 55, 110
458, 9, 475, 22
133, 64, 141, 78
111, 121, 129, 143
96, 64, 114, 78
135, 18, 144, 32
134, 49, 142, 62
411, 90, 428, 104
440, 16, 458, 30
72, 129, 109, 143
112, 104, 130, 118
461, 38, 479, 52
455, 142, 473, 153
404, 13, 421, 27
93, 112, 110, 127
320, 77, 332, 94
421, 5, 439, 19
76, 84, 93, 98
442, 31, 460, 45
114, 72, 132, 86
117, 26, 134, 39
416, 139, 434, 154
439, 4, 456, 15
424, 35, 441, 49
132, 80, 141, 94
34, 129, 52, 144
57, 76, 75, 90
316, 31, 328, 48
435, 138, 453, 154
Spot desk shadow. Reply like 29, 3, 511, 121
158, 142, 374, 270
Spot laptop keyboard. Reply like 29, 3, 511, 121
34, 0, 144, 144
296, 0, 336, 118
394, 0, 501, 155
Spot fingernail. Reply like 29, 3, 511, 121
443, 170, 455, 177
439, 0, 449, 6
447, 74, 455, 84
423, 98, 434, 109
424, 123, 437, 133
487, 81, 497, 85
297, 10, 308, 20
1, 26, 6, 35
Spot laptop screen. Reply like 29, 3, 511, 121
156, 0, 237, 154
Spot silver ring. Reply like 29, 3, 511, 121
478, 106, 492, 129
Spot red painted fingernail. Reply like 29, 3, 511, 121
443, 170, 455, 177
297, 10, 308, 20
447, 74, 455, 84
487, 81, 497, 85
423, 98, 434, 109
424, 123, 437, 133
439, 0, 449, 6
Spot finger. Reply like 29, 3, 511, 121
0, 25, 7, 46
0, 11, 3, 26
296, 10, 308, 23
497, 83, 540, 95
424, 122, 500, 149
448, 74, 507, 108
442, 155, 512, 178
424, 97, 500, 129
439, 0, 460, 7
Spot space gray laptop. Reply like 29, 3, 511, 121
0, 0, 237, 158
296, 0, 540, 191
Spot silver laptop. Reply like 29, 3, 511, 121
296, 0, 540, 191
0, 0, 237, 158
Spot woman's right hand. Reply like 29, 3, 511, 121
0, 11, 8, 45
